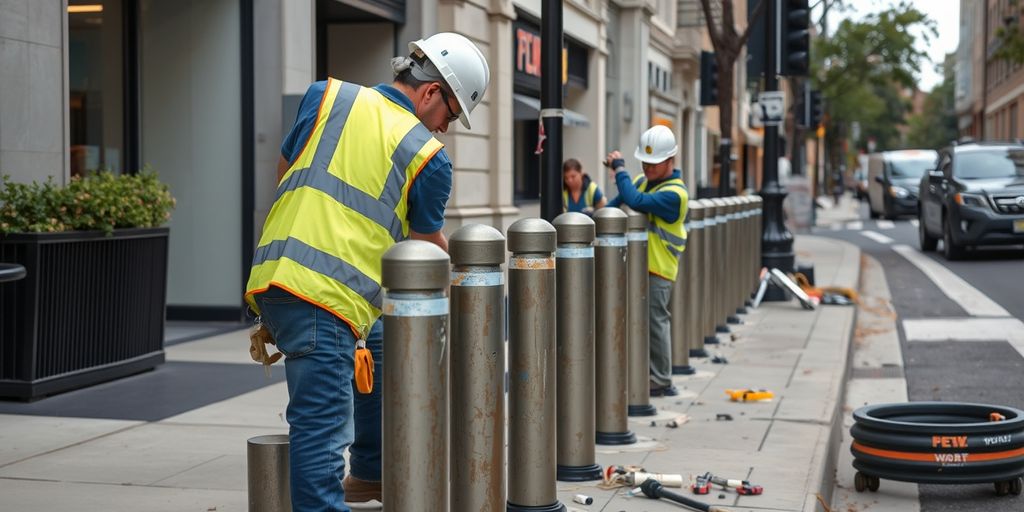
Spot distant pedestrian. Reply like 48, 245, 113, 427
606, 125, 689, 397
562, 158, 606, 214
244, 33, 489, 512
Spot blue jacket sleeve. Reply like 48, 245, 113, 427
613, 171, 682, 223
407, 150, 453, 234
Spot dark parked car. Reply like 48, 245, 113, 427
918, 142, 1024, 259
867, 150, 937, 219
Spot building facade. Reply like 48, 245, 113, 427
1, 0, 752, 319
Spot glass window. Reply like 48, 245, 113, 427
69, 0, 125, 176
889, 158, 936, 178
955, 149, 1024, 179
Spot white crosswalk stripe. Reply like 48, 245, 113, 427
909, 219, 919, 227
875, 220, 895, 230
830, 223, 842, 231
902, 318, 1024, 358
892, 245, 1011, 317
846, 221, 863, 230
859, 231, 894, 244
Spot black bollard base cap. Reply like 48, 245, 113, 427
596, 430, 637, 445
736, 306, 749, 315
690, 348, 710, 358
745, 299, 754, 307
704, 335, 721, 345
507, 501, 566, 512
672, 365, 696, 375
628, 404, 658, 416
727, 315, 741, 324
556, 463, 603, 482
716, 325, 731, 333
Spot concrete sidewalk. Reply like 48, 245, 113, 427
0, 235, 859, 512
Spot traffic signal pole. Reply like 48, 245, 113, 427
760, 0, 795, 298
540, 0, 563, 222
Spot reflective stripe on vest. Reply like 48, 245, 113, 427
634, 174, 689, 281
245, 79, 444, 337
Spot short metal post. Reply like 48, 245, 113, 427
701, 200, 720, 344
737, 197, 753, 310
751, 196, 764, 295
625, 210, 657, 417
724, 198, 741, 324
686, 201, 710, 359
593, 208, 636, 445
709, 198, 730, 335
506, 219, 565, 512
449, 224, 507, 512
381, 241, 451, 512
673, 201, 698, 373
247, 435, 291, 512
553, 213, 603, 482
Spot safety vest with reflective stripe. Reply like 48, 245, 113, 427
634, 174, 689, 281
245, 79, 444, 338
562, 181, 598, 212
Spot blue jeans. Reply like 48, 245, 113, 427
255, 287, 383, 512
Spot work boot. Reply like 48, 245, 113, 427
342, 474, 382, 509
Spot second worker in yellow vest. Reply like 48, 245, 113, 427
606, 125, 689, 398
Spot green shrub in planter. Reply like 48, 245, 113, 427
0, 171, 175, 234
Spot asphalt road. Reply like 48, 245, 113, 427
815, 200, 1024, 512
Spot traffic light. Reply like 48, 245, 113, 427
808, 90, 823, 126
780, 0, 810, 76
699, 51, 719, 106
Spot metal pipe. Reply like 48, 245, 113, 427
593, 208, 636, 445
381, 241, 451, 512
449, 225, 507, 511
553, 213, 602, 482
247, 434, 291, 512
506, 218, 565, 512
625, 210, 657, 417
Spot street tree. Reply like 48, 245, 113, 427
906, 64, 958, 150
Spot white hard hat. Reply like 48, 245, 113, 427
409, 32, 490, 130
634, 125, 678, 164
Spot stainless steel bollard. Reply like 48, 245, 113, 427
625, 210, 657, 417
709, 198, 730, 336
381, 241, 451, 512
724, 198, 742, 325
736, 197, 753, 311
593, 208, 636, 445
449, 224, 507, 512
248, 435, 291, 512
506, 218, 565, 512
552, 213, 603, 482
672, 201, 697, 374
685, 201, 709, 359
751, 196, 764, 296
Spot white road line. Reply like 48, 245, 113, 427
876, 220, 896, 230
903, 318, 1024, 358
892, 245, 1011, 317
830, 223, 842, 231
859, 231, 894, 244
846, 221, 863, 230
909, 219, 919, 227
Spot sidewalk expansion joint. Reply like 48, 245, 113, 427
0, 422, 146, 470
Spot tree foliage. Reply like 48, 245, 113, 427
905, 71, 958, 150
995, 0, 1024, 64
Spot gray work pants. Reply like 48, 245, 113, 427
648, 274, 675, 387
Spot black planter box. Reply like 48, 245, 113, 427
0, 228, 169, 400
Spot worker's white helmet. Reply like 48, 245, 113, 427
634, 125, 679, 164
409, 32, 490, 130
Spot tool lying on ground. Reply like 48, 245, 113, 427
603, 465, 684, 488
793, 272, 858, 306
692, 472, 763, 495
640, 478, 729, 512
725, 389, 774, 402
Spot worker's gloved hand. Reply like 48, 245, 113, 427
610, 158, 626, 171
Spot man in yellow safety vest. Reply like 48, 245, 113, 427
244, 33, 489, 511
606, 125, 689, 397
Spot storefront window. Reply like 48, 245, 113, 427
69, 0, 125, 175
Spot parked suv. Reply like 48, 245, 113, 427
867, 150, 937, 219
918, 141, 1024, 259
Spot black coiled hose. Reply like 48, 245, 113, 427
850, 402, 1024, 496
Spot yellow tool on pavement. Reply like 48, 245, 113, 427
726, 389, 774, 402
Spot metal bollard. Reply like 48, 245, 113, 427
724, 197, 742, 325
625, 210, 657, 417
449, 224, 507, 511
736, 197, 753, 311
381, 241, 451, 512
749, 196, 763, 297
506, 218, 565, 512
247, 434, 291, 512
593, 208, 636, 445
687, 201, 710, 359
553, 213, 603, 482
708, 198, 730, 335
673, 200, 699, 372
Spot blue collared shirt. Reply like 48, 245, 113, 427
607, 169, 684, 223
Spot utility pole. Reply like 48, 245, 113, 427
539, 0, 564, 221
760, 0, 795, 299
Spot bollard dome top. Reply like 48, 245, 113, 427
696, 198, 716, 215
507, 218, 556, 253
593, 207, 627, 235
625, 209, 648, 231
688, 200, 705, 220
450, 224, 506, 266
382, 240, 450, 290
552, 212, 595, 244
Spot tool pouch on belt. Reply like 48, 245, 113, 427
354, 338, 374, 394
249, 319, 283, 373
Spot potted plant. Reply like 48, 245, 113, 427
0, 171, 175, 400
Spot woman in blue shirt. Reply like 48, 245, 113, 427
562, 158, 606, 214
